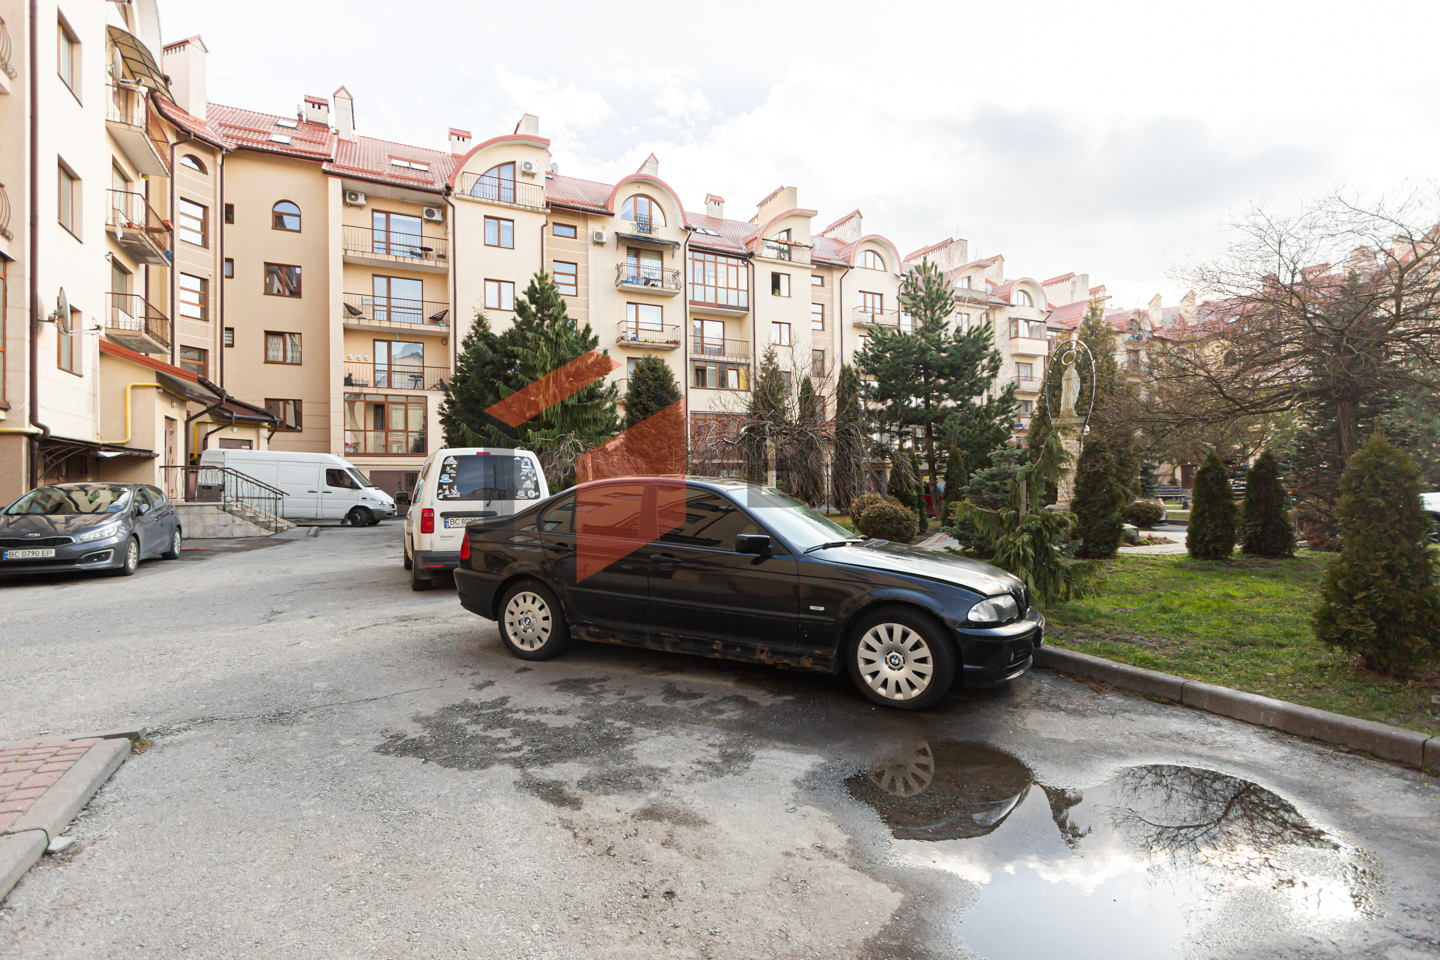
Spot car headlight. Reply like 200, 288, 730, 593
79, 522, 124, 542
967, 594, 1019, 624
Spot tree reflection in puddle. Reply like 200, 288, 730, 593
846, 743, 1377, 960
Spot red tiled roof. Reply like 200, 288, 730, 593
207, 102, 335, 161
1047, 300, 1088, 330
811, 235, 849, 265
152, 95, 229, 149
546, 173, 614, 214
685, 212, 756, 256
1089, 284, 1105, 294
449, 127, 471, 139
1042, 272, 1075, 286
325, 134, 455, 191
990, 280, 1015, 303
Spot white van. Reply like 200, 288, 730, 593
197, 449, 397, 525
403, 447, 548, 589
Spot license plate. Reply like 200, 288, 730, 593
443, 518, 475, 528
4, 548, 56, 560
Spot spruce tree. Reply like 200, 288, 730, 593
908, 449, 928, 531
1074, 300, 1140, 501
1313, 431, 1440, 676
1241, 449, 1295, 558
440, 314, 521, 447
831, 364, 866, 509
624, 355, 681, 429
1188, 452, 1237, 560
745, 347, 788, 485
1072, 436, 1126, 559
792, 376, 824, 505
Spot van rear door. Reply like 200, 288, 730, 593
431, 452, 544, 552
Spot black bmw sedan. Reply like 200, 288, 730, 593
453, 477, 1043, 710
0, 483, 183, 577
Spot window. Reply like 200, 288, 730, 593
688, 252, 748, 309
553, 261, 578, 296
620, 195, 666, 231
344, 394, 426, 455
1018, 400, 1034, 416
552, 223, 578, 239
224, 204, 234, 224
471, 163, 515, 202
373, 340, 425, 389
223, 258, 234, 279
772, 321, 791, 346
1015, 290, 1034, 307
780, 371, 793, 394
180, 346, 208, 378
272, 201, 301, 232
858, 249, 885, 271
625, 302, 663, 334
57, 17, 79, 95
178, 198, 208, 247
180, 155, 207, 173
265, 263, 302, 297
624, 247, 663, 285
58, 307, 81, 375
958, 312, 970, 331
266, 399, 303, 431
325, 468, 361, 490
1016, 362, 1034, 381
693, 318, 725, 355
223, 327, 234, 347
859, 291, 883, 318
1010, 318, 1044, 339
811, 274, 824, 286
692, 361, 748, 390
484, 279, 515, 311
771, 272, 790, 297
811, 302, 824, 330
374, 275, 424, 323
811, 349, 825, 377
265, 331, 302, 364
656, 490, 759, 550
372, 211, 424, 257
960, 275, 972, 289
540, 495, 576, 535
484, 216, 514, 249
179, 274, 209, 321
58, 161, 80, 238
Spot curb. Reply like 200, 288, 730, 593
0, 738, 130, 902
1033, 647, 1438, 769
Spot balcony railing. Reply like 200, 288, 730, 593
456, 173, 547, 211
0, 16, 16, 81
105, 84, 171, 176
852, 306, 910, 330
615, 322, 681, 350
107, 292, 171, 351
615, 263, 683, 293
342, 292, 451, 327
342, 225, 449, 266
0, 182, 11, 242
758, 238, 811, 263
690, 337, 750, 359
106, 189, 172, 264
615, 379, 629, 401
343, 361, 448, 392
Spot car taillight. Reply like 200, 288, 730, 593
420, 508, 434, 534
459, 535, 470, 561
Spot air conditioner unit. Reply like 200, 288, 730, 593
344, 191, 367, 207
591, 229, 607, 245
422, 206, 444, 222
519, 159, 538, 177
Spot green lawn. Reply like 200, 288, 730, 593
1043, 553, 1440, 737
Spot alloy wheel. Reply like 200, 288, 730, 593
503, 591, 553, 652
125, 539, 139, 572
856, 622, 935, 702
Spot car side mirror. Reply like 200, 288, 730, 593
735, 534, 771, 555
136, 502, 150, 516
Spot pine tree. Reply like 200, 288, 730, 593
831, 364, 866, 509
792, 376, 824, 505
1241, 450, 1295, 558
1188, 452, 1237, 560
624, 355, 681, 430
1313, 431, 1440, 676
745, 346, 788, 485
1072, 436, 1126, 559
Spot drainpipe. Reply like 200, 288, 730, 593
538, 216, 547, 274
184, 375, 231, 464
836, 264, 850, 367
218, 150, 225, 389
27, 0, 50, 489
443, 188, 457, 392
680, 227, 692, 433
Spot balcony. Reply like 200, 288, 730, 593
107, 190, 172, 265
1008, 336, 1050, 357
342, 293, 451, 332
615, 379, 629, 402
615, 264, 683, 296
342, 225, 449, 273
757, 238, 810, 264
616, 322, 680, 350
852, 306, 911, 330
456, 173, 547, 212
343, 361, 448, 392
105, 84, 171, 177
0, 15, 15, 95
106, 292, 171, 354
344, 430, 428, 457
690, 337, 750, 360
0, 182, 12, 248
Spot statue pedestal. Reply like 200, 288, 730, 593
1054, 414, 1085, 511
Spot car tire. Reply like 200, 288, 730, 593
113, 536, 141, 577
845, 605, 957, 710
161, 527, 182, 560
410, 561, 433, 591
403, 541, 413, 570
497, 580, 570, 661
347, 507, 373, 527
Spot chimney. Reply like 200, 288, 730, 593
637, 153, 660, 177
705, 194, 724, 219
449, 127, 471, 155
549, 162, 559, 175
1180, 290, 1197, 325
303, 95, 329, 126
515, 114, 540, 137
334, 86, 355, 141
1148, 293, 1163, 331
160, 35, 208, 119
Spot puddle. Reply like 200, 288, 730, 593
847, 742, 1377, 959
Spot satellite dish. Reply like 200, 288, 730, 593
48, 288, 69, 324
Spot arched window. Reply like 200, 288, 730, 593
621, 195, 666, 230
472, 163, 515, 202
180, 154, 207, 174
272, 201, 301, 232
858, 249, 884, 271
1015, 289, 1033, 307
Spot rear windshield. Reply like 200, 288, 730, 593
5, 486, 133, 515
434, 454, 543, 502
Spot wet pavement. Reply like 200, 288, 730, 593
1, 523, 1437, 959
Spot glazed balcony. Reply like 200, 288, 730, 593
343, 361, 448, 392
615, 322, 681, 351
106, 190, 172, 266
615, 264, 683, 296
106, 292, 171, 354
342, 293, 451, 331
105, 84, 171, 177
456, 173, 547, 212
342, 225, 449, 273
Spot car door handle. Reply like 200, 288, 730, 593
550, 541, 572, 552
650, 553, 682, 565
307, 490, 317, 493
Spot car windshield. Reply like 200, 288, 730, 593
5, 486, 133, 516
346, 468, 374, 488
738, 486, 858, 551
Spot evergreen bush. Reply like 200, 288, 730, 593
1072, 437, 1126, 559
1240, 450, 1295, 558
623, 355, 682, 430
1313, 432, 1440, 676
850, 492, 893, 521
1122, 500, 1166, 529
942, 443, 965, 523
1188, 452, 1237, 560
909, 450, 929, 530
857, 502, 919, 543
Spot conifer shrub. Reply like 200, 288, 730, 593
909, 450, 929, 530
1240, 449, 1295, 558
850, 492, 893, 521
1123, 499, 1166, 529
857, 502, 919, 543
1188, 452, 1237, 560
942, 443, 965, 522
1313, 432, 1440, 676
1072, 436, 1126, 559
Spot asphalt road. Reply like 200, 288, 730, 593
1, 523, 1437, 960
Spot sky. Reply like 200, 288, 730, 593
160, 0, 1440, 309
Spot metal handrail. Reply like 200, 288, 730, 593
342, 292, 450, 325
615, 264, 682, 291
0, 16, 16, 81
690, 337, 750, 359
0, 182, 11, 242
615, 378, 629, 400
457, 172, 547, 211
107, 292, 171, 348
342, 225, 449, 264
106, 84, 171, 173
159, 464, 286, 528
343, 361, 448, 392
107, 189, 171, 238
852, 306, 903, 327
615, 321, 681, 347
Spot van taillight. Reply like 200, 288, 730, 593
420, 508, 434, 534
459, 535, 470, 561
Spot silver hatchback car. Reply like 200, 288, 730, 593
0, 483, 182, 577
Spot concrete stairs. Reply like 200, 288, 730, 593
174, 502, 296, 539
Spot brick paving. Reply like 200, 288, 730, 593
0, 740, 101, 834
